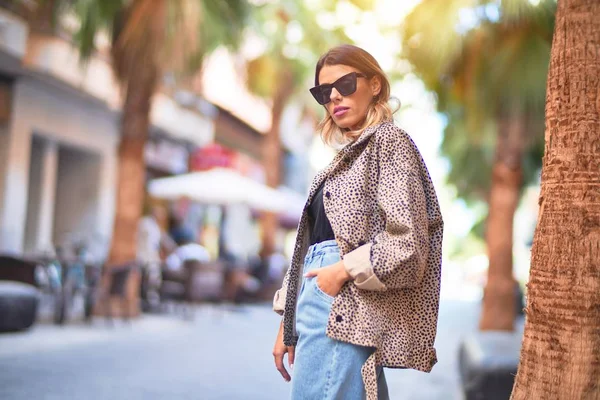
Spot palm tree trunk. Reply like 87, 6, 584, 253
479, 112, 525, 331
511, 0, 600, 397
104, 57, 159, 316
260, 68, 294, 257
24, 0, 56, 33
95, 0, 166, 317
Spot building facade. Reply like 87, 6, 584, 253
0, 8, 214, 259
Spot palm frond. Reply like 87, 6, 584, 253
500, 0, 556, 23
401, 0, 554, 200
244, 0, 350, 101
246, 53, 278, 98
51, 0, 124, 61
401, 0, 479, 87
42, 0, 251, 85
165, 0, 250, 78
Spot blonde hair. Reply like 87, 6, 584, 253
314, 45, 398, 146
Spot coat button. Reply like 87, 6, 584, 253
325, 191, 331, 199
335, 315, 343, 322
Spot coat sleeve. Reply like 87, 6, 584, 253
272, 265, 290, 315
343, 126, 434, 291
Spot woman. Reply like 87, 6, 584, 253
272, 44, 444, 400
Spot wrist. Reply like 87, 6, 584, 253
336, 261, 352, 282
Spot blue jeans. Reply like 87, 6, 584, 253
290, 240, 389, 400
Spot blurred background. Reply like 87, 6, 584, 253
0, 0, 555, 399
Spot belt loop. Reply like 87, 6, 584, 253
307, 243, 316, 261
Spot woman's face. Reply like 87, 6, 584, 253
318, 64, 381, 130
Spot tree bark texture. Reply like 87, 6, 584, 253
102, 0, 165, 317
260, 68, 295, 257
97, 62, 158, 317
479, 112, 525, 331
24, 0, 56, 34
511, 0, 600, 398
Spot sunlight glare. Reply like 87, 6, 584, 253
316, 13, 337, 30
286, 21, 304, 44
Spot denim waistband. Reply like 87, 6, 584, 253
305, 239, 339, 263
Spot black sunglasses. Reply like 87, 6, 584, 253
309, 72, 367, 105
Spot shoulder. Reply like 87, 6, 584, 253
372, 121, 421, 162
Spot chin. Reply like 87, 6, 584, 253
334, 122, 352, 130
333, 117, 360, 130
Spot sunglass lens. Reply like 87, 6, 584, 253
310, 86, 332, 105
336, 74, 356, 96
310, 87, 324, 105
320, 87, 332, 103
310, 72, 359, 105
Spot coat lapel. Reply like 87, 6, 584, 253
303, 121, 389, 214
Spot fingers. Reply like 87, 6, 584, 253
288, 346, 295, 369
304, 269, 317, 278
273, 349, 291, 382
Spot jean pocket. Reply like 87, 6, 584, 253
313, 276, 335, 302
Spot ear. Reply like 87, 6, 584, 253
370, 75, 382, 97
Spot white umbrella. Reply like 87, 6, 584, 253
147, 168, 304, 216
276, 185, 308, 219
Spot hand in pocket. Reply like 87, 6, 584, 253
304, 260, 352, 297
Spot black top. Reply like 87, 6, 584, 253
308, 181, 335, 245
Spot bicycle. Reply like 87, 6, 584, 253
33, 248, 66, 324
54, 242, 103, 324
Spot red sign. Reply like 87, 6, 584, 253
189, 144, 236, 171
190, 143, 266, 183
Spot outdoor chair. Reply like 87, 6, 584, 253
98, 262, 136, 325
160, 260, 193, 319
160, 260, 225, 319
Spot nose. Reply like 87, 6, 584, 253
329, 87, 342, 103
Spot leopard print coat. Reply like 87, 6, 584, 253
273, 121, 443, 399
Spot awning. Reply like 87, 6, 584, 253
147, 168, 306, 219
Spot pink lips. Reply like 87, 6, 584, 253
333, 106, 349, 117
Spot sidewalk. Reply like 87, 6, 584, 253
0, 300, 477, 400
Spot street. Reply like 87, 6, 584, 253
0, 299, 478, 400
